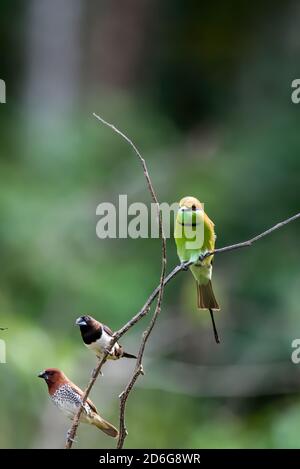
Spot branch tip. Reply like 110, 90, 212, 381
65, 113, 299, 450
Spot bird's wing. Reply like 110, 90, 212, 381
204, 212, 215, 228
70, 382, 98, 414
204, 214, 215, 248
103, 324, 114, 337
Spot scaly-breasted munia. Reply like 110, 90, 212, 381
38, 368, 118, 438
75, 315, 137, 360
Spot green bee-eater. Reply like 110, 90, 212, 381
174, 196, 220, 342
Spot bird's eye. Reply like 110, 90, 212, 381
192, 204, 196, 211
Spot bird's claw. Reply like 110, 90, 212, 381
181, 262, 189, 271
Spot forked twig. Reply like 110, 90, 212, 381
64, 115, 300, 449
65, 113, 167, 448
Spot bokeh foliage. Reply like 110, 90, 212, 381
0, 0, 299, 448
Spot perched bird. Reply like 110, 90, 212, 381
38, 368, 118, 438
75, 315, 137, 360
174, 196, 220, 343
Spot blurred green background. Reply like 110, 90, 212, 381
0, 0, 300, 449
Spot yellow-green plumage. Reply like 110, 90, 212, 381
174, 196, 220, 311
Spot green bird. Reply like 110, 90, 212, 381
174, 196, 220, 343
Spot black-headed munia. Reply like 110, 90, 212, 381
75, 315, 137, 360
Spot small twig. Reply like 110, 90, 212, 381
116, 210, 300, 447
93, 113, 159, 204
65, 114, 167, 449
65, 209, 299, 448
117, 227, 166, 448
92, 113, 167, 449
64, 355, 108, 448
64, 116, 300, 450
201, 212, 300, 260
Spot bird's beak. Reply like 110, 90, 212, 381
38, 370, 47, 380
75, 317, 87, 327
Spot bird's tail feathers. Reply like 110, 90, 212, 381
92, 414, 119, 438
197, 280, 220, 310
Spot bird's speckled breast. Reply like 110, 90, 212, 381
51, 384, 90, 419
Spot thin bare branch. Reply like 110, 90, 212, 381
65, 208, 299, 448
64, 116, 300, 449
119, 211, 300, 339
117, 213, 166, 448
116, 211, 300, 445
65, 114, 167, 449
202, 212, 300, 260
93, 113, 159, 205
92, 113, 167, 449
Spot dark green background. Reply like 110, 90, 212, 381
0, 0, 299, 448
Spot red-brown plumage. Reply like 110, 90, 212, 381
39, 368, 99, 411
41, 368, 68, 395
38, 368, 118, 438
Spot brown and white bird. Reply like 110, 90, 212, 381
38, 368, 118, 438
75, 315, 137, 361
